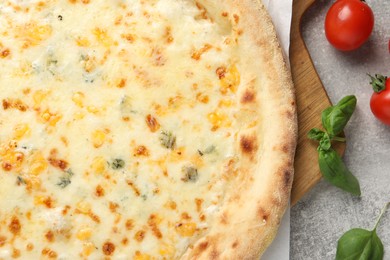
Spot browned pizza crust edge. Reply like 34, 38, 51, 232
182, 0, 297, 259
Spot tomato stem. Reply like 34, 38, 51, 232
368, 74, 387, 93
332, 136, 346, 142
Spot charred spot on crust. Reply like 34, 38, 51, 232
241, 89, 256, 104
240, 135, 258, 155
192, 241, 209, 257
284, 109, 294, 119
199, 241, 209, 251
273, 143, 290, 154
257, 207, 269, 222
231, 240, 239, 248
283, 170, 292, 187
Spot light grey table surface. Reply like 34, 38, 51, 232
290, 0, 390, 259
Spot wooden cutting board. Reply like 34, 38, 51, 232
289, 0, 346, 205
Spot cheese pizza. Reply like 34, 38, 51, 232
0, 0, 297, 259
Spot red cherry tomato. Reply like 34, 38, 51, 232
325, 0, 374, 51
369, 74, 390, 125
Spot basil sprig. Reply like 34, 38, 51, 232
322, 95, 357, 136
336, 202, 389, 260
308, 95, 361, 196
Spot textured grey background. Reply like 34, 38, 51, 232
290, 0, 390, 259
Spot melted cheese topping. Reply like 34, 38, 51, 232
0, 0, 244, 258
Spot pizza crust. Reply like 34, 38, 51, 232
0, 0, 296, 258
183, 0, 297, 258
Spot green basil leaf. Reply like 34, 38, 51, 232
308, 128, 325, 141
336, 203, 389, 260
318, 148, 361, 196
322, 95, 357, 136
371, 231, 385, 260
336, 228, 384, 260
319, 132, 331, 151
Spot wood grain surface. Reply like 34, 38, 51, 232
289, 0, 346, 206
